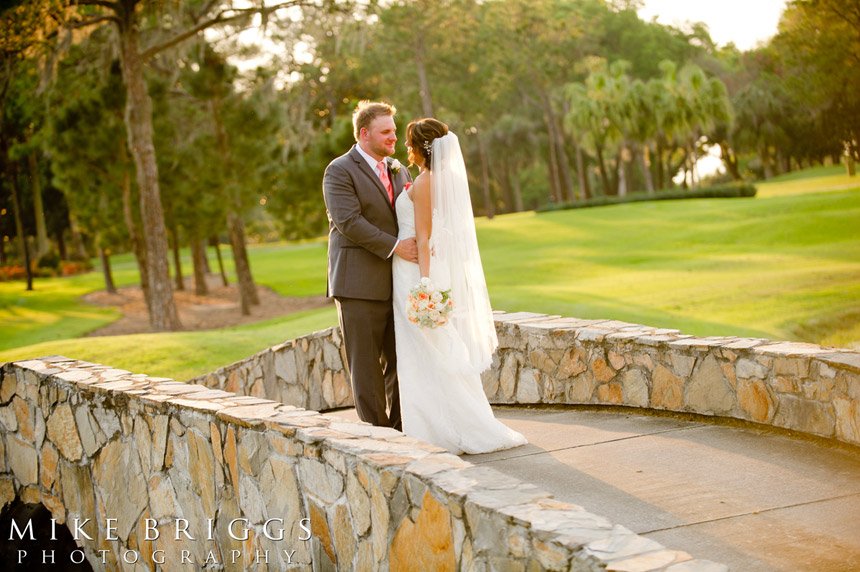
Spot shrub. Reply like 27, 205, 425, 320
60, 261, 92, 277
0, 265, 27, 282
537, 182, 757, 212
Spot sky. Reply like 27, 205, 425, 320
638, 0, 788, 51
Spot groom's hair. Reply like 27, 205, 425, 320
353, 101, 396, 141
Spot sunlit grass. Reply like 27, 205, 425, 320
476, 186, 860, 345
0, 263, 136, 351
0, 306, 337, 381
756, 165, 858, 197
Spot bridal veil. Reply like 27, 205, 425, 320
429, 132, 498, 373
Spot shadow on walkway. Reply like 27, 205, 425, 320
327, 405, 860, 571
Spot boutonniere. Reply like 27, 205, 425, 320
389, 158, 403, 175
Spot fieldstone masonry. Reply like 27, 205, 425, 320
0, 358, 724, 571
485, 312, 860, 446
192, 328, 353, 413
192, 311, 860, 447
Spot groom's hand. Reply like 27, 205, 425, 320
394, 237, 419, 263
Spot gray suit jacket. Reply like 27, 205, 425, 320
323, 145, 412, 300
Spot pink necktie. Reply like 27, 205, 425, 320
377, 160, 394, 205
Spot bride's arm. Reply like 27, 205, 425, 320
412, 173, 432, 279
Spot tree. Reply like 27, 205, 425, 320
0, 2, 57, 290
773, 0, 859, 174
47, 43, 131, 295
7, 0, 330, 329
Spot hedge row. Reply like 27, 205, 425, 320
537, 182, 757, 212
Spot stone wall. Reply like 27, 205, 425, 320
191, 311, 860, 447
0, 358, 724, 571
486, 312, 860, 446
191, 328, 352, 413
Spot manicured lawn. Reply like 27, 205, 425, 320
0, 307, 336, 381
477, 186, 859, 347
756, 165, 857, 198
2, 167, 858, 380
0, 258, 139, 352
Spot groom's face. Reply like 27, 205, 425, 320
362, 115, 397, 159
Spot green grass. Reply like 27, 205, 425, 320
0, 307, 336, 381
237, 239, 328, 297
756, 165, 857, 198
0, 257, 140, 351
763, 165, 844, 183
2, 167, 858, 379
477, 182, 860, 347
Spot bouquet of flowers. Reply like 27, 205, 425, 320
407, 277, 454, 328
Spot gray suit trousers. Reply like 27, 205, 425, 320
335, 296, 401, 431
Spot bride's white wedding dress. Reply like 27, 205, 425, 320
392, 174, 527, 455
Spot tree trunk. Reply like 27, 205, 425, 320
55, 228, 66, 261
719, 141, 742, 181
210, 236, 228, 286
690, 143, 699, 188
476, 132, 494, 219
169, 222, 184, 291
121, 144, 151, 315
210, 97, 258, 305
9, 160, 33, 291
228, 210, 258, 315
773, 151, 784, 176
545, 97, 574, 203
542, 108, 562, 203
617, 146, 628, 197
200, 239, 211, 273
498, 163, 514, 214
68, 212, 88, 260
573, 137, 590, 200
641, 145, 655, 194
119, 17, 180, 331
509, 164, 524, 212
761, 146, 774, 179
655, 138, 666, 190
414, 34, 434, 117
610, 153, 620, 194
28, 152, 50, 258
594, 144, 613, 196
191, 237, 209, 296
98, 245, 117, 294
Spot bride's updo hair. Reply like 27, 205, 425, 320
406, 118, 449, 170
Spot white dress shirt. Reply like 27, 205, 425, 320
356, 144, 399, 258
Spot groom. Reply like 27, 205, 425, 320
322, 101, 416, 430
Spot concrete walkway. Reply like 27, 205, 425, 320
327, 406, 860, 571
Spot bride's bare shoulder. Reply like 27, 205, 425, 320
410, 171, 431, 198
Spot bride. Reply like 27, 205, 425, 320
391, 118, 527, 455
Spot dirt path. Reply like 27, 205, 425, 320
83, 275, 331, 336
